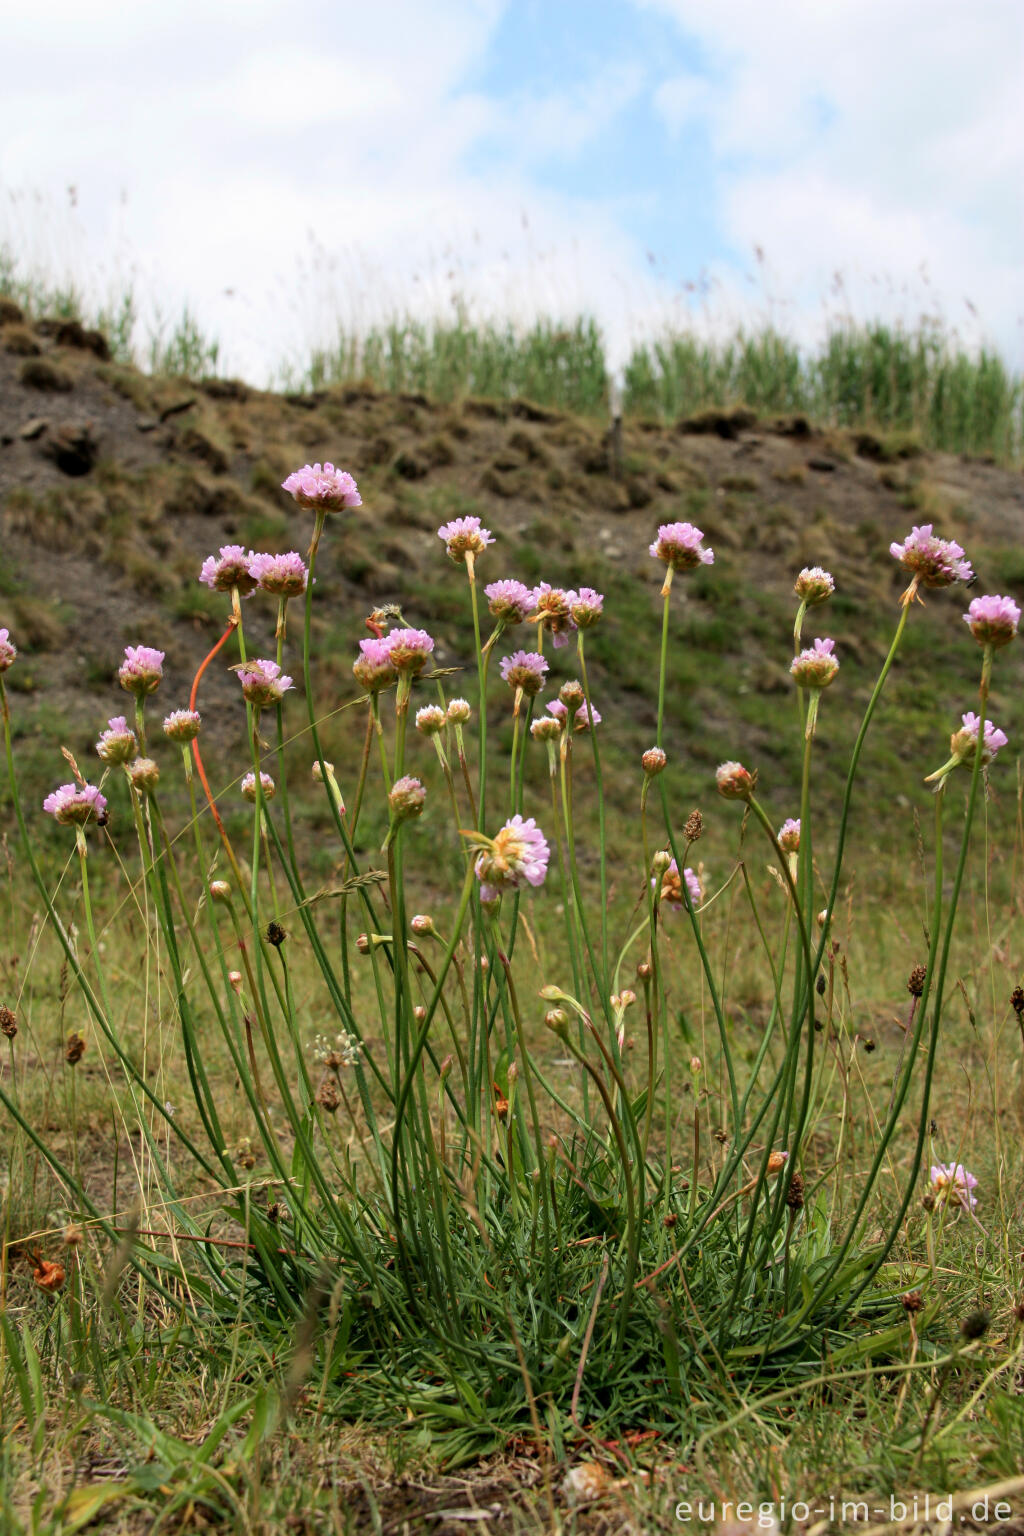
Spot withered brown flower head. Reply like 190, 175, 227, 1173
786, 1173, 806, 1211
908, 965, 927, 998
684, 809, 703, 843
1011, 984, 1024, 1016
901, 1290, 923, 1315
0, 1004, 17, 1039
65, 1032, 86, 1065
266, 921, 286, 948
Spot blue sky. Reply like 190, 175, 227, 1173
0, 0, 1020, 379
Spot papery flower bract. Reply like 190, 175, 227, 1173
281, 462, 361, 512
241, 771, 276, 802
790, 637, 839, 689
353, 637, 397, 693
437, 515, 494, 562
568, 587, 604, 628
128, 757, 160, 793
485, 579, 533, 623
43, 782, 107, 826
0, 629, 16, 672
415, 705, 447, 736
778, 818, 801, 853
119, 646, 164, 697
474, 815, 550, 903
96, 715, 138, 764
952, 712, 1008, 765
964, 593, 1020, 649
642, 747, 667, 776
389, 775, 426, 821
530, 583, 574, 648
383, 628, 434, 675
717, 761, 756, 800
200, 545, 258, 596
655, 858, 702, 911
248, 550, 309, 597
650, 522, 714, 572
500, 650, 548, 696
447, 697, 471, 723
530, 716, 561, 741
237, 659, 294, 708
930, 1162, 978, 1212
162, 708, 202, 743
794, 567, 835, 605
889, 524, 973, 589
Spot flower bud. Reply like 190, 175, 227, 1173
651, 850, 672, 876
642, 746, 667, 776
128, 757, 160, 793
411, 914, 435, 936
413, 1005, 427, 1023
209, 880, 232, 903
415, 705, 447, 736
545, 1007, 570, 1035
530, 717, 561, 742
794, 567, 835, 605
618, 989, 637, 1009
767, 1150, 788, 1173
636, 961, 652, 982
689, 1055, 702, 1075
228, 970, 243, 993
311, 758, 334, 783
446, 697, 471, 724
388, 775, 426, 822
716, 761, 756, 800
559, 680, 585, 710
356, 934, 370, 954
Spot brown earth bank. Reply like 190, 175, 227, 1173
2, 300, 1023, 871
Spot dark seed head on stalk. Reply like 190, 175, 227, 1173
1011, 984, 1024, 1016
786, 1173, 805, 1211
921, 1191, 936, 1212
663, 1212, 678, 1229
266, 920, 286, 948
816, 973, 827, 997
65, 1031, 86, 1065
0, 1004, 16, 1039
684, 809, 703, 843
901, 1290, 923, 1315
960, 1309, 990, 1341
316, 1078, 340, 1114
863, 1038, 876, 1053
908, 965, 927, 997
1013, 1299, 1024, 1324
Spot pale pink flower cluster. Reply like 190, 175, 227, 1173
500, 650, 549, 695
437, 515, 494, 561
383, 628, 434, 674
353, 637, 397, 693
530, 583, 574, 648
0, 628, 16, 672
119, 646, 165, 697
96, 716, 138, 764
43, 782, 107, 826
248, 551, 309, 597
929, 1162, 978, 1212
964, 593, 1020, 649
777, 818, 801, 853
567, 587, 604, 628
889, 525, 972, 589
794, 567, 835, 605
163, 708, 202, 743
649, 522, 714, 572
790, 637, 839, 689
200, 545, 259, 596
547, 698, 601, 731
475, 815, 550, 903
389, 775, 426, 821
485, 579, 533, 623
952, 712, 1008, 764
241, 771, 276, 802
716, 761, 756, 800
237, 659, 294, 708
655, 859, 702, 911
281, 463, 361, 512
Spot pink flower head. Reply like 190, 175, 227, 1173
794, 567, 835, 605
530, 583, 574, 648
236, 659, 294, 709
383, 628, 434, 675
43, 782, 107, 827
650, 522, 714, 572
437, 515, 494, 562
162, 708, 202, 743
568, 587, 604, 628
389, 775, 426, 821
889, 525, 973, 589
547, 699, 600, 732
778, 818, 801, 853
654, 858, 702, 911
241, 771, 276, 802
0, 629, 16, 672
474, 815, 550, 903
248, 551, 309, 597
716, 761, 756, 800
96, 715, 138, 764
281, 462, 361, 513
485, 579, 533, 623
929, 1162, 978, 1212
790, 637, 839, 689
119, 646, 165, 698
952, 712, 1008, 765
200, 545, 258, 596
500, 650, 549, 696
964, 594, 1020, 650
353, 637, 398, 693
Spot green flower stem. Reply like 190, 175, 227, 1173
468, 560, 487, 833
578, 631, 609, 995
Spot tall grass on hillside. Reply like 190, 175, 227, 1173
1, 461, 1018, 1495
